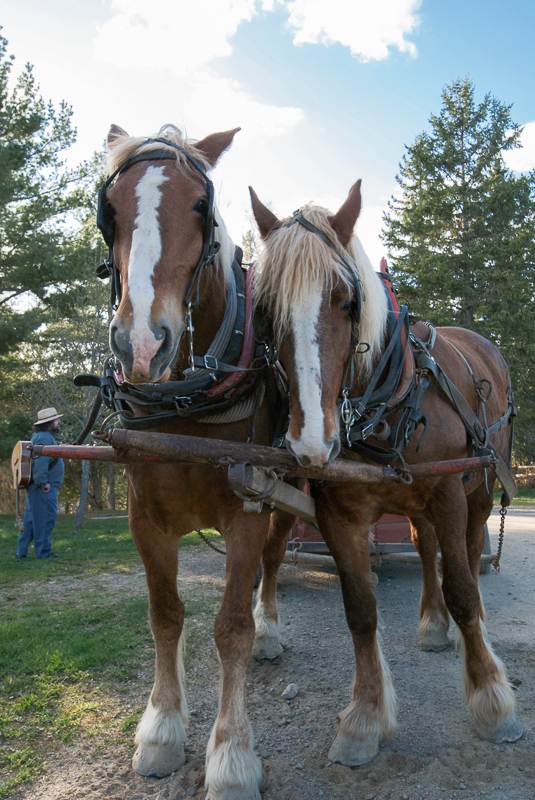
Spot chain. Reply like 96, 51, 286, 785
373, 522, 381, 569
290, 536, 302, 562
341, 388, 354, 439
491, 504, 507, 573
186, 302, 195, 371
195, 529, 226, 556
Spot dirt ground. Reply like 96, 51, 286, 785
10, 508, 535, 800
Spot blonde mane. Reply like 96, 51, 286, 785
254, 204, 388, 377
106, 125, 234, 284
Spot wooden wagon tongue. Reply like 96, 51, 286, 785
22, 430, 495, 525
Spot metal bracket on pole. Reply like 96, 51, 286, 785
227, 462, 318, 527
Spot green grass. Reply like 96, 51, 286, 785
0, 513, 224, 798
0, 513, 224, 588
494, 487, 535, 506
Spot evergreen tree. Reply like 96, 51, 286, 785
0, 30, 88, 362
382, 78, 535, 460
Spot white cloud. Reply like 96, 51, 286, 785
504, 121, 535, 173
285, 0, 421, 61
94, 0, 258, 75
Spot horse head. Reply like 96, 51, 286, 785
101, 124, 239, 384
251, 182, 387, 468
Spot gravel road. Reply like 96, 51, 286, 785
12, 509, 535, 800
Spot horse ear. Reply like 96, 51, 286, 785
193, 128, 241, 168
108, 125, 129, 149
328, 180, 362, 248
249, 187, 280, 239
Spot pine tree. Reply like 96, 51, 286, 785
0, 31, 88, 361
382, 78, 535, 460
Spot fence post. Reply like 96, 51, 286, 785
74, 460, 90, 529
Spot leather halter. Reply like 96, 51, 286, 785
96, 137, 220, 310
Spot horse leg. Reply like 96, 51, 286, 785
429, 478, 522, 744
410, 516, 450, 651
315, 491, 396, 766
205, 516, 268, 800
129, 513, 187, 777
252, 510, 294, 661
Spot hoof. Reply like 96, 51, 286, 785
205, 787, 261, 800
477, 713, 523, 744
328, 733, 379, 766
132, 741, 186, 777
419, 629, 450, 652
252, 637, 283, 661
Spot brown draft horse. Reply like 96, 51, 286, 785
249, 180, 522, 766
101, 124, 293, 800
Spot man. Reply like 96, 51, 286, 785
16, 408, 65, 561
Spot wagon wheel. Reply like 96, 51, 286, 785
479, 523, 491, 574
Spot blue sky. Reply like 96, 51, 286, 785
2, 0, 534, 265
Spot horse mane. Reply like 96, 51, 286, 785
106, 125, 234, 285
254, 204, 388, 377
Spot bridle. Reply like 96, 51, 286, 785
96, 136, 221, 312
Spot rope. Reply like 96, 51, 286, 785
195, 529, 226, 556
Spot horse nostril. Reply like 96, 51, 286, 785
299, 455, 312, 467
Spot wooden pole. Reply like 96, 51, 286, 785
29, 433, 495, 485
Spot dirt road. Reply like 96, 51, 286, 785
13, 509, 535, 800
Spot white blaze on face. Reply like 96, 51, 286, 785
128, 165, 169, 377
287, 289, 332, 466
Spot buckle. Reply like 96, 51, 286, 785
361, 423, 374, 440
203, 355, 218, 370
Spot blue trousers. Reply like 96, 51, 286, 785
17, 487, 58, 559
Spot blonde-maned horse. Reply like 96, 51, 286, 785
99, 124, 294, 800
249, 181, 521, 766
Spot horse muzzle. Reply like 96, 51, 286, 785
285, 433, 340, 469
110, 315, 179, 384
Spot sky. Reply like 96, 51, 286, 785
2, 0, 535, 266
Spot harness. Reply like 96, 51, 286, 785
341, 274, 517, 505
279, 213, 517, 505
82, 137, 268, 433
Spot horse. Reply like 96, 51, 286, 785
98, 124, 294, 800
249, 180, 522, 766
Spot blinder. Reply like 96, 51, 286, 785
95, 138, 220, 311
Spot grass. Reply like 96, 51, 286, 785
494, 487, 535, 506
0, 513, 224, 798
0, 512, 224, 589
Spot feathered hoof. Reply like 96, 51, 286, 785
477, 713, 523, 744
419, 628, 450, 652
132, 741, 186, 777
252, 637, 283, 661
205, 785, 262, 800
328, 733, 379, 766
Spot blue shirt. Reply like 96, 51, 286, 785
27, 431, 65, 494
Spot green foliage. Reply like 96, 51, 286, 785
0, 30, 92, 361
382, 78, 535, 460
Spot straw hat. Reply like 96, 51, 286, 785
36, 408, 63, 425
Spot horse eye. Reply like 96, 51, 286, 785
193, 198, 208, 216
342, 300, 353, 313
